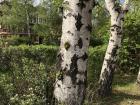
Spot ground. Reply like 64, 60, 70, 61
85, 74, 140, 105
101, 75, 140, 105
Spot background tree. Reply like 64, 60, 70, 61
98, 0, 129, 97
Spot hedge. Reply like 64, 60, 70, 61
0, 45, 106, 105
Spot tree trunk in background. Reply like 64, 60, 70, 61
98, 0, 129, 97
54, 0, 94, 104
137, 68, 140, 84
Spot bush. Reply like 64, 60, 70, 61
88, 45, 107, 83
0, 45, 107, 105
117, 7, 140, 74
90, 36, 104, 47
0, 45, 58, 105
2, 36, 32, 46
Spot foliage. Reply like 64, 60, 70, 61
41, 0, 63, 45
3, 36, 32, 46
90, 36, 104, 47
0, 45, 107, 105
0, 0, 36, 32
88, 45, 107, 82
0, 45, 58, 105
118, 0, 140, 74
91, 0, 110, 44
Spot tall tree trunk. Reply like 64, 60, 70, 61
98, 0, 129, 97
137, 68, 140, 84
54, 0, 94, 104
24, 0, 31, 41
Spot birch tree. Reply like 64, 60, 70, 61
54, 0, 95, 104
137, 68, 140, 84
98, 0, 129, 97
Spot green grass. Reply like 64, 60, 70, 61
86, 75, 140, 105
111, 75, 140, 105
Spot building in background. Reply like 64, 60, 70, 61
0, 0, 47, 44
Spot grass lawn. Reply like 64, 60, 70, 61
100, 75, 140, 105
85, 74, 140, 105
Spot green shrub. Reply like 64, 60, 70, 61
2, 36, 32, 46
90, 36, 104, 47
0, 45, 107, 105
88, 45, 107, 83
0, 45, 58, 105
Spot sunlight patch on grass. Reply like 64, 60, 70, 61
114, 82, 140, 95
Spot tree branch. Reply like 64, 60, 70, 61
122, 0, 129, 13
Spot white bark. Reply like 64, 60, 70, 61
98, 0, 129, 97
137, 68, 140, 84
54, 0, 94, 104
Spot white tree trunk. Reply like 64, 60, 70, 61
54, 0, 94, 104
98, 0, 129, 97
137, 68, 140, 84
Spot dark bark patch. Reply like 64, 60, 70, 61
66, 13, 73, 17
88, 9, 92, 13
86, 24, 92, 32
111, 24, 122, 35
77, 1, 86, 10
75, 13, 83, 31
98, 67, 114, 97
66, 54, 79, 84
124, 10, 128, 13
63, 1, 69, 5
112, 4, 121, 13
111, 45, 118, 56
63, 16, 67, 19
121, 17, 124, 21
67, 31, 74, 36
67, 87, 71, 89
77, 37, 83, 49
114, 7, 121, 13
110, 39, 115, 42
64, 42, 71, 51
80, 53, 88, 61
57, 84, 61, 87
107, 52, 111, 55
111, 24, 121, 29
110, 28, 115, 31
117, 31, 122, 36
76, 80, 85, 85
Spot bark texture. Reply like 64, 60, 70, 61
137, 68, 140, 84
98, 0, 129, 97
54, 0, 94, 104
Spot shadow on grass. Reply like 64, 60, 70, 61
112, 90, 140, 100
86, 75, 140, 105
97, 90, 140, 105
113, 74, 137, 86
98, 75, 140, 105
